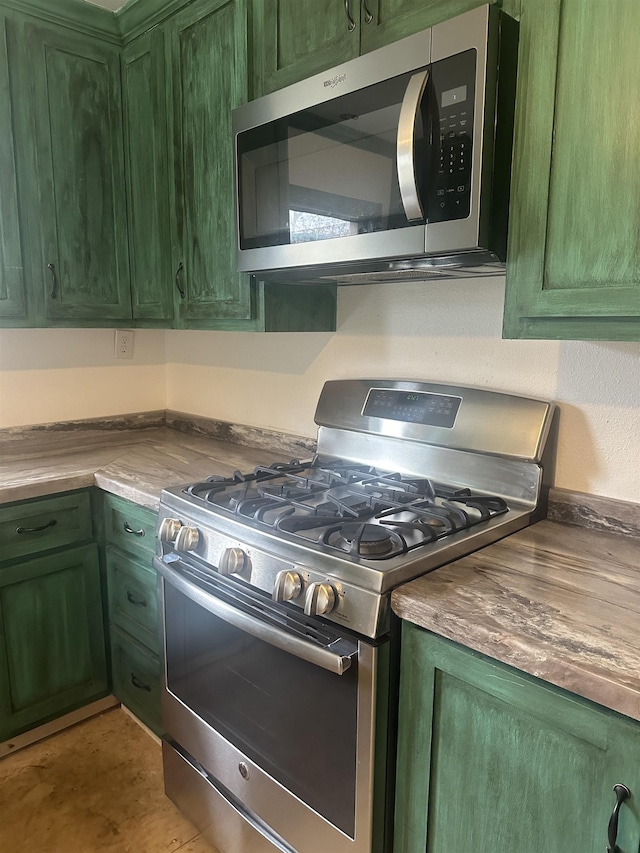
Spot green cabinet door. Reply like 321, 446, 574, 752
168, 0, 253, 326
251, 0, 360, 97
359, 0, 495, 54
122, 28, 173, 322
21, 20, 131, 322
0, 544, 108, 741
0, 12, 26, 325
504, 0, 640, 340
395, 624, 640, 853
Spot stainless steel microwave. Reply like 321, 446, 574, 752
233, 5, 518, 285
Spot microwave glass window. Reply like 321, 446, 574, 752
237, 71, 427, 250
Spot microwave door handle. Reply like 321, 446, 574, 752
397, 69, 429, 221
155, 557, 354, 676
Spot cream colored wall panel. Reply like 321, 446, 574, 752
165, 280, 640, 504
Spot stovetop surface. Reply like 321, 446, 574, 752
182, 457, 511, 563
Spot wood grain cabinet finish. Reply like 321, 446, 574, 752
17, 19, 132, 322
395, 624, 640, 853
122, 27, 173, 322
102, 492, 161, 733
103, 492, 157, 559
167, 0, 253, 326
0, 490, 93, 562
0, 12, 26, 324
110, 623, 162, 735
504, 0, 640, 340
0, 543, 108, 741
250, 0, 495, 98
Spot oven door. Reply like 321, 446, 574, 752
155, 554, 391, 853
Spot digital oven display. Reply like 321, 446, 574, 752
362, 388, 462, 428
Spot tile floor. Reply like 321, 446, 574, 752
0, 708, 219, 853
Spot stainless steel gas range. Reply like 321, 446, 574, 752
154, 379, 556, 853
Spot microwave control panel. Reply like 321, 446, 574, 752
427, 49, 476, 223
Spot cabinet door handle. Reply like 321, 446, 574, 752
123, 522, 145, 537
344, 0, 356, 31
126, 590, 148, 608
175, 261, 185, 298
16, 519, 57, 534
361, 0, 373, 23
607, 784, 631, 853
47, 262, 59, 298
130, 673, 152, 692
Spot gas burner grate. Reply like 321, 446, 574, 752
182, 458, 510, 560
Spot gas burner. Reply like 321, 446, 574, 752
323, 522, 407, 558
340, 523, 395, 557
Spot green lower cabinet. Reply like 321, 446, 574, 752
395, 624, 640, 853
0, 543, 108, 741
110, 624, 162, 736
106, 546, 159, 655
103, 492, 162, 733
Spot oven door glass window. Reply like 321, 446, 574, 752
164, 581, 360, 837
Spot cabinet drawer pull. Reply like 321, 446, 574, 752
123, 522, 145, 537
175, 261, 185, 298
16, 519, 57, 535
126, 590, 147, 608
344, 0, 356, 31
130, 673, 152, 692
47, 262, 59, 298
607, 783, 631, 853
361, 0, 373, 23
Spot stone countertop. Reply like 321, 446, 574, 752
0, 416, 315, 511
391, 519, 640, 722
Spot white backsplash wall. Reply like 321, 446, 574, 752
0, 282, 637, 503
0, 329, 167, 427
165, 278, 640, 504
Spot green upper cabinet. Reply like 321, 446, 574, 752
122, 28, 173, 322
359, 0, 496, 54
251, 0, 360, 97
0, 12, 26, 324
504, 0, 640, 340
166, 0, 253, 326
395, 625, 640, 853
250, 0, 492, 98
17, 18, 131, 322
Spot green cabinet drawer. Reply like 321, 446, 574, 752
106, 546, 159, 654
103, 493, 156, 559
110, 625, 162, 735
0, 491, 92, 563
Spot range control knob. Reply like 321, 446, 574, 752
219, 547, 251, 578
272, 570, 303, 603
304, 582, 337, 617
174, 525, 200, 552
158, 517, 182, 543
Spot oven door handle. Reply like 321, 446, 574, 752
155, 557, 355, 676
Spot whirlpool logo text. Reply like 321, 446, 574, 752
323, 73, 347, 89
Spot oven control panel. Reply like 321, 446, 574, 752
156, 509, 387, 637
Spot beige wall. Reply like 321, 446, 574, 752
1, 279, 639, 503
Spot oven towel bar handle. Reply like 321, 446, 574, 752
154, 557, 354, 676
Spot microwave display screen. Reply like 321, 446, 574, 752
442, 84, 468, 108
362, 388, 462, 428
